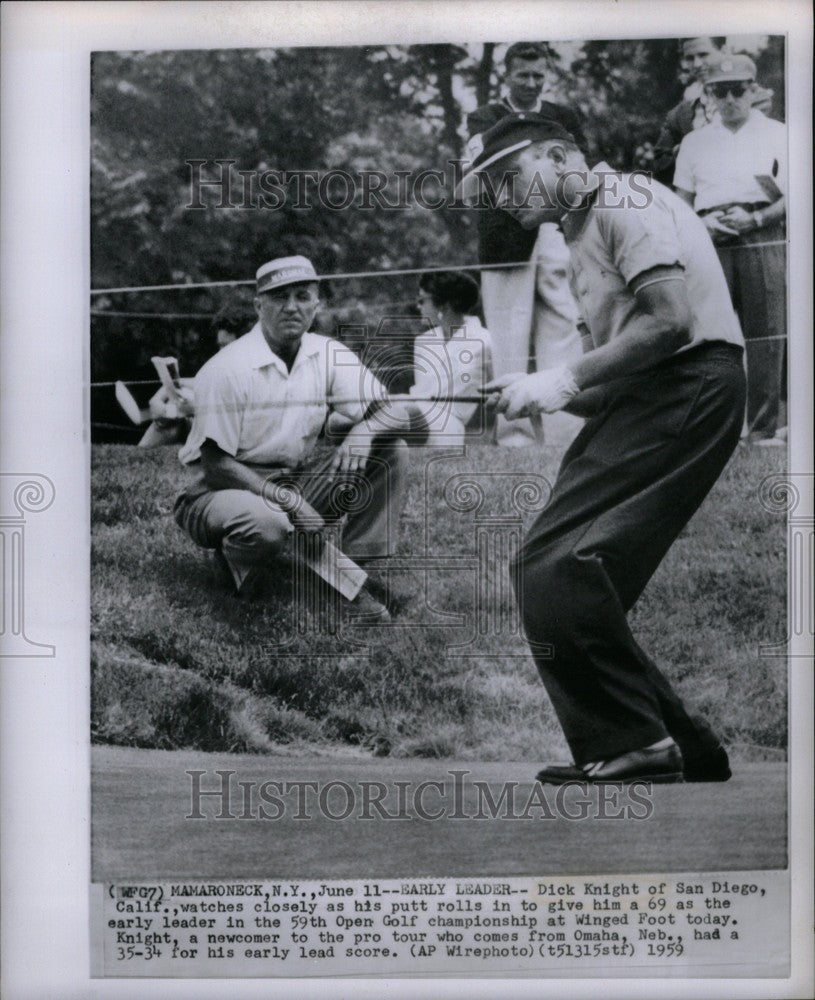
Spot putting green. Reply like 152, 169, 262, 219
92, 747, 786, 880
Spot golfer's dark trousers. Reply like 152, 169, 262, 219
511, 342, 746, 765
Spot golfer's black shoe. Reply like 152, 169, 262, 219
680, 744, 732, 782
536, 744, 684, 785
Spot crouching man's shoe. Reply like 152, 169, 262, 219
212, 547, 266, 599
536, 742, 684, 785
343, 584, 391, 625
356, 561, 411, 616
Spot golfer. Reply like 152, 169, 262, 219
459, 113, 745, 783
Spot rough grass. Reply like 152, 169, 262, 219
91, 442, 787, 761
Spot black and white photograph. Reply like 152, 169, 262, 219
1, 1, 812, 996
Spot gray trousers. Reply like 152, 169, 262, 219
174, 436, 407, 588
717, 220, 786, 438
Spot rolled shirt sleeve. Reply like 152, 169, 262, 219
179, 364, 243, 464
672, 133, 696, 196
597, 188, 683, 287
325, 340, 388, 424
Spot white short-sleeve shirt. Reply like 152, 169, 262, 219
560, 166, 744, 352
410, 315, 493, 425
179, 324, 385, 468
673, 109, 787, 211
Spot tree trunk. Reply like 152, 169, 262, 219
435, 47, 463, 159
475, 43, 495, 107
433, 47, 471, 253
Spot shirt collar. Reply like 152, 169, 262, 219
424, 316, 482, 340
244, 323, 322, 373
503, 93, 543, 114
710, 107, 760, 133
447, 317, 480, 340
558, 161, 613, 239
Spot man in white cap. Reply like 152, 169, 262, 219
653, 39, 775, 185
674, 53, 787, 444
174, 255, 410, 619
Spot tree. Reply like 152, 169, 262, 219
90, 36, 787, 440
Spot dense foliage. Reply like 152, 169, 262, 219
91, 38, 784, 434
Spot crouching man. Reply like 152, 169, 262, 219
459, 114, 745, 783
174, 255, 409, 620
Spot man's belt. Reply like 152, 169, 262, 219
698, 202, 769, 216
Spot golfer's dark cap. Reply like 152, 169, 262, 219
457, 112, 576, 202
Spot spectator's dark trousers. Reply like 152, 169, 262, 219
510, 343, 746, 764
715, 220, 787, 438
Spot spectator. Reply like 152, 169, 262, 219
174, 255, 410, 614
674, 54, 787, 444
653, 37, 773, 185
466, 42, 584, 448
215, 327, 238, 351
406, 271, 493, 447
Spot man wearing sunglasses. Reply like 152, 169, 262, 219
652, 39, 774, 186
674, 54, 787, 444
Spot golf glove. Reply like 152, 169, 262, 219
498, 366, 580, 419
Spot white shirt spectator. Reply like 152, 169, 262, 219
674, 109, 786, 212
179, 324, 384, 469
410, 315, 493, 427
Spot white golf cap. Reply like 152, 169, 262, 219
256, 255, 319, 293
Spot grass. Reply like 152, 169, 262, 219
91, 441, 787, 761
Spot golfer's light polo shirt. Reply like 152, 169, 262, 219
179, 324, 384, 469
673, 109, 787, 212
560, 166, 744, 352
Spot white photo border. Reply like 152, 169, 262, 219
1, 1, 812, 997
